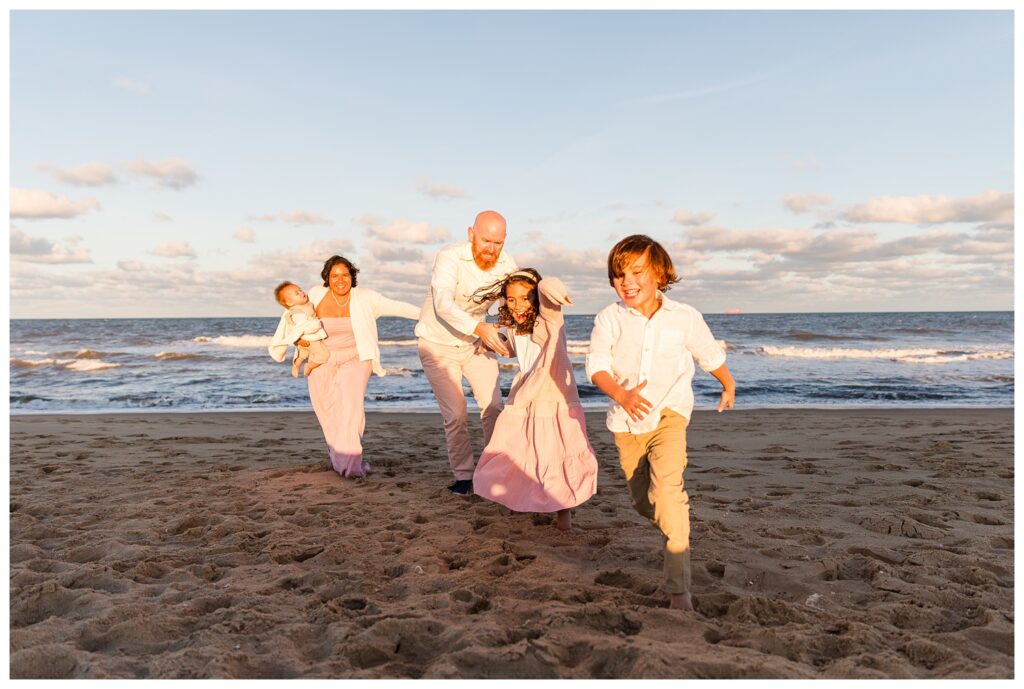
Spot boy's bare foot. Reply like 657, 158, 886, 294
668, 592, 693, 611
556, 509, 572, 531
291, 364, 301, 378
304, 363, 321, 377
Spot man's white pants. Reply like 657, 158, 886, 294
418, 339, 504, 480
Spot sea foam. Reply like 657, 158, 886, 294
66, 359, 121, 372
194, 335, 272, 348
760, 345, 1013, 364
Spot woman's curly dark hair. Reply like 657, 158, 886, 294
320, 255, 359, 288
471, 268, 543, 335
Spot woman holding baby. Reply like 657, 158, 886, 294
304, 255, 420, 478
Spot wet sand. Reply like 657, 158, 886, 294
9, 408, 1014, 678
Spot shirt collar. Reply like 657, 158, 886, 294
617, 291, 682, 317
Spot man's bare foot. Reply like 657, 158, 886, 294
556, 509, 571, 531
304, 363, 321, 377
668, 592, 693, 610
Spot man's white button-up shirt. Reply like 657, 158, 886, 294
585, 293, 726, 434
415, 242, 518, 347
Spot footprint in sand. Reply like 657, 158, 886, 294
450, 588, 491, 614
443, 554, 469, 571
594, 569, 658, 596
471, 517, 493, 531
576, 605, 643, 637
704, 560, 726, 578
344, 617, 451, 671
900, 638, 952, 670
849, 514, 947, 539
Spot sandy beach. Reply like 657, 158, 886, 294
9, 408, 1014, 679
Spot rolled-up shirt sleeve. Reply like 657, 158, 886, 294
686, 311, 727, 372
585, 307, 618, 382
430, 252, 482, 336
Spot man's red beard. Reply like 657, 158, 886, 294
473, 251, 498, 270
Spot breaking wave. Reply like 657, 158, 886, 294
155, 352, 212, 361
193, 335, 272, 348
759, 345, 1013, 364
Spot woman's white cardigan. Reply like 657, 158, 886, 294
299, 285, 420, 377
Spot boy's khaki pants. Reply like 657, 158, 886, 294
613, 409, 691, 595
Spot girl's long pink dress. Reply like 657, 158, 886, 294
473, 278, 598, 512
307, 317, 373, 478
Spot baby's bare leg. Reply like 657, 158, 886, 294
305, 340, 329, 376
293, 346, 311, 378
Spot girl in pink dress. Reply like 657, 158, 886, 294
471, 269, 598, 530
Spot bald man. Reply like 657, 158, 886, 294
416, 211, 518, 495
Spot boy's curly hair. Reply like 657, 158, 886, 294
471, 268, 543, 335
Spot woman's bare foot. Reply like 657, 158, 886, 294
668, 592, 693, 611
556, 509, 571, 531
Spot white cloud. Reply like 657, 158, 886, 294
112, 76, 152, 95
243, 211, 332, 226
842, 190, 1013, 225
151, 240, 196, 258
248, 239, 356, 277
682, 226, 814, 254
368, 241, 424, 263
10, 228, 92, 264
358, 216, 452, 244
10, 188, 100, 219
233, 227, 256, 242
783, 193, 833, 214
672, 208, 716, 226
416, 178, 467, 199
356, 255, 432, 294
35, 162, 117, 187
280, 211, 332, 226
117, 259, 146, 272
123, 158, 199, 190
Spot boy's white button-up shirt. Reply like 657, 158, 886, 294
415, 242, 518, 347
585, 293, 726, 434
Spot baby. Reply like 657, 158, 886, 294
268, 281, 330, 377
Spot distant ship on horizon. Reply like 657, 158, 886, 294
724, 309, 743, 315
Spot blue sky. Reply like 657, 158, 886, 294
9, 10, 1014, 317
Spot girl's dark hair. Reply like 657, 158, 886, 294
320, 255, 359, 287
607, 234, 679, 292
471, 268, 543, 335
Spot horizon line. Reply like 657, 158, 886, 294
8, 309, 1015, 321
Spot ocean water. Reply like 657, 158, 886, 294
9, 311, 1014, 414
